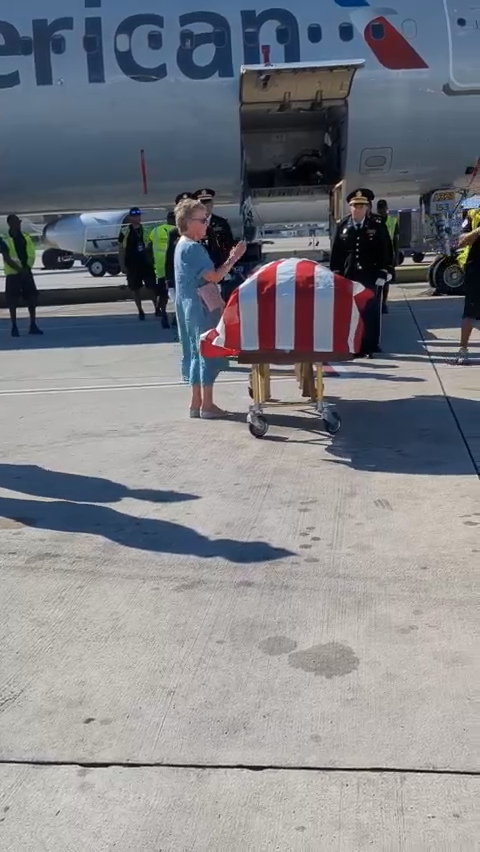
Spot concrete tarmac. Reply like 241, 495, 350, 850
0, 283, 479, 850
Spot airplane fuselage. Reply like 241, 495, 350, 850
1, 0, 480, 218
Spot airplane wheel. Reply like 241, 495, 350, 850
430, 255, 464, 296
397, 251, 405, 265
412, 252, 425, 264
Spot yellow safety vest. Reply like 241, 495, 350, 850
458, 209, 480, 269
385, 214, 398, 243
148, 223, 174, 278
1, 233, 36, 276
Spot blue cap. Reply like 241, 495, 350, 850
128, 207, 141, 216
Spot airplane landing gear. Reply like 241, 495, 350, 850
429, 255, 464, 295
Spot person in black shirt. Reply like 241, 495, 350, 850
118, 207, 157, 320
452, 216, 480, 364
0, 214, 42, 337
330, 188, 392, 355
165, 192, 193, 296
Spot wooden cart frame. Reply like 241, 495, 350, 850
238, 352, 355, 438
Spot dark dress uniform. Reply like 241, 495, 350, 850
330, 189, 392, 354
192, 189, 235, 300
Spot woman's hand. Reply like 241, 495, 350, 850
228, 241, 247, 264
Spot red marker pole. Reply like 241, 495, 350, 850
140, 148, 148, 194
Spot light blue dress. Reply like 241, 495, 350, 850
174, 236, 228, 386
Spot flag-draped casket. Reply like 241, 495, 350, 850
200, 258, 375, 358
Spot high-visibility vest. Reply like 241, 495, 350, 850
148, 223, 174, 277
384, 214, 398, 243
467, 209, 480, 229
1, 233, 36, 276
458, 209, 480, 268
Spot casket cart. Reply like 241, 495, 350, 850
200, 258, 375, 439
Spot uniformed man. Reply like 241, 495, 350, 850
148, 211, 175, 328
118, 207, 157, 320
376, 199, 399, 313
330, 188, 392, 354
0, 214, 42, 338
191, 188, 235, 267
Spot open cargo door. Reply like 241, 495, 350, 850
240, 60, 364, 205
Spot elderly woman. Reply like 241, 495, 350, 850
174, 198, 246, 417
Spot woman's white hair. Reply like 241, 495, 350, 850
174, 199, 206, 234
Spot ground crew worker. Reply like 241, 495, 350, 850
330, 188, 392, 355
118, 207, 157, 321
376, 199, 399, 313
452, 209, 480, 364
0, 214, 42, 338
148, 212, 175, 328
457, 206, 480, 272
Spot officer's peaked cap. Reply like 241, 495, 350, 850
347, 188, 374, 205
192, 188, 215, 200
175, 192, 193, 205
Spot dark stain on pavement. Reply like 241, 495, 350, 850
175, 579, 205, 591
288, 642, 359, 678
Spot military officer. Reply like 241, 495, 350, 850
330, 188, 393, 354
191, 188, 235, 267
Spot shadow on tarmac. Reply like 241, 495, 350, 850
250, 394, 480, 477
0, 465, 292, 563
0, 496, 292, 563
0, 464, 199, 505
0, 312, 175, 350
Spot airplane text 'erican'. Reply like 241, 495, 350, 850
0, 9, 317, 89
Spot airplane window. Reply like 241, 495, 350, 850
83, 35, 99, 53
401, 19, 417, 39
51, 35, 66, 55
457, 17, 466, 27
148, 31, 162, 51
213, 29, 227, 48
370, 22, 385, 40
115, 34, 129, 52
339, 23, 354, 42
244, 28, 258, 48
276, 26, 290, 46
180, 30, 196, 50
307, 24, 322, 43
20, 36, 33, 56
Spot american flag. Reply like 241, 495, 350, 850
200, 258, 374, 358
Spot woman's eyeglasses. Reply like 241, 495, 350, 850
191, 217, 208, 224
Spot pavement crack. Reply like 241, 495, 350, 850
401, 287, 479, 478
0, 760, 478, 777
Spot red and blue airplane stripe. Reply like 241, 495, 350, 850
333, 0, 429, 69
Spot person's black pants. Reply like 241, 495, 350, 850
5, 270, 38, 310
355, 274, 383, 355
155, 277, 168, 314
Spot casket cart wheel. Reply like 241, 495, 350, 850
247, 412, 269, 438
322, 409, 341, 435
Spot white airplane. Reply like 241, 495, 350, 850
1, 0, 480, 287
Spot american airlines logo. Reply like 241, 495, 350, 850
333, 0, 428, 69
0, 2, 428, 90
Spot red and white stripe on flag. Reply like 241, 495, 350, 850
200, 258, 373, 357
